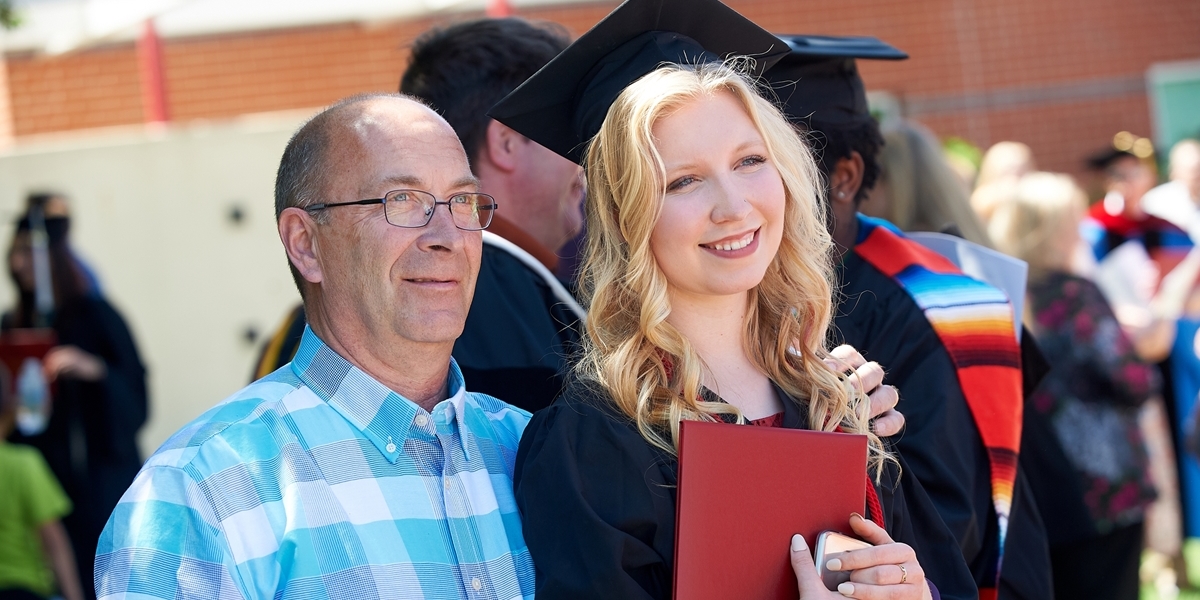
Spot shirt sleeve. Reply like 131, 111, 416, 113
94, 465, 247, 600
514, 397, 677, 600
21, 448, 71, 527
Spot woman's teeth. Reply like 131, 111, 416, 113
705, 231, 754, 251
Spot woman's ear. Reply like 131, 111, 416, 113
278, 207, 324, 284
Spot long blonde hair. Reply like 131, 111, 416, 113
577, 62, 887, 476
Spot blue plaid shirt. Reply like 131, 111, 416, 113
95, 327, 535, 599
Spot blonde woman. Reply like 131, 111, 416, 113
502, 57, 969, 598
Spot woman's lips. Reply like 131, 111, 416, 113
699, 228, 759, 258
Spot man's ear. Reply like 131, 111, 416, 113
483, 119, 521, 173
279, 207, 324, 285
829, 151, 866, 206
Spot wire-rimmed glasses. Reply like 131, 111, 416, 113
305, 189, 497, 231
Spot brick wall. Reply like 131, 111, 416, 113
5, 0, 1200, 176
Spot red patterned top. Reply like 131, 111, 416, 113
748, 412, 785, 427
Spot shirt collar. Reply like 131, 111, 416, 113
290, 326, 472, 463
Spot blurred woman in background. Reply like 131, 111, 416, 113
989, 172, 1157, 600
4, 208, 147, 600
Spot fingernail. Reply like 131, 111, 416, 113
826, 558, 843, 571
850, 512, 864, 522
838, 582, 855, 596
791, 534, 807, 552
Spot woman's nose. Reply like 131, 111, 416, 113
711, 176, 753, 223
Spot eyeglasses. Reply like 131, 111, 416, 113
305, 189, 497, 231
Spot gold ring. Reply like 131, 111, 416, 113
899, 564, 908, 584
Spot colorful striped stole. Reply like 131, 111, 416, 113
853, 216, 1022, 598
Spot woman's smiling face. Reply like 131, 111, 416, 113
648, 90, 787, 304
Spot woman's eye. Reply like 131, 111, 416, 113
667, 176, 696, 192
739, 155, 767, 168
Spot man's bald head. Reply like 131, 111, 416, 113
274, 93, 454, 297
277, 94, 430, 221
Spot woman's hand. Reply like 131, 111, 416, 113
790, 514, 932, 600
43, 345, 106, 382
824, 345, 904, 437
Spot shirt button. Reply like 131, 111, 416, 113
415, 414, 429, 427
385, 442, 396, 453
471, 577, 482, 591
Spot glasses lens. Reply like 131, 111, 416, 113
383, 190, 436, 227
449, 193, 495, 231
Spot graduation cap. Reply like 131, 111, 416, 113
488, 0, 789, 164
765, 35, 907, 127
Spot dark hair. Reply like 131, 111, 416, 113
399, 18, 570, 166
8, 221, 88, 327
26, 192, 62, 212
274, 92, 408, 300
798, 118, 885, 205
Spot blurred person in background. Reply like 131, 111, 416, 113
989, 172, 1160, 600
971, 142, 1036, 224
252, 18, 585, 414
23, 193, 102, 298
1141, 138, 1200, 584
765, 35, 1052, 600
1144, 139, 1200, 241
0, 363, 84, 600
400, 18, 585, 412
3, 209, 147, 600
1081, 135, 1189, 276
860, 118, 992, 247
1079, 139, 1191, 363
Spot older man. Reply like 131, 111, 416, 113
253, 19, 585, 414
95, 94, 534, 599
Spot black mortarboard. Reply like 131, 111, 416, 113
488, 0, 788, 164
765, 35, 907, 126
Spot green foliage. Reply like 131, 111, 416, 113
943, 136, 983, 170
0, 0, 19, 30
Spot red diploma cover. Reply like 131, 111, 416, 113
0, 328, 56, 379
673, 420, 867, 600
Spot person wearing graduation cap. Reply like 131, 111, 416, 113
762, 37, 1054, 600
492, 1, 974, 598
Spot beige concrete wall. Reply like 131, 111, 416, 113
0, 110, 310, 456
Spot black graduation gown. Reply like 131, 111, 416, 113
834, 251, 1053, 600
6, 296, 148, 600
514, 378, 976, 600
452, 240, 582, 413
